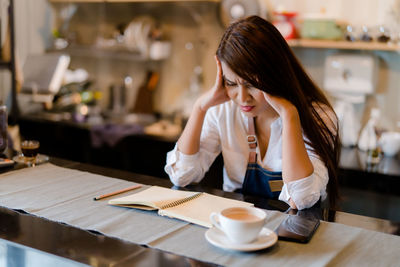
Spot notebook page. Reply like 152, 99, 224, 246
108, 186, 198, 210
158, 193, 253, 228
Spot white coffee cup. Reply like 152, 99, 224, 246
209, 207, 266, 244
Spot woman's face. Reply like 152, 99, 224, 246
221, 61, 270, 117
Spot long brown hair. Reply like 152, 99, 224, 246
216, 16, 340, 209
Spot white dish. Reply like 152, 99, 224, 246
205, 227, 278, 252
13, 154, 49, 166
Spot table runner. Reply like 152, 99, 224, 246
0, 164, 399, 266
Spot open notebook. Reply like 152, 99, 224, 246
108, 186, 253, 228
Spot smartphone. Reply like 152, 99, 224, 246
275, 215, 320, 243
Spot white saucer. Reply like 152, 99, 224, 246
13, 154, 49, 166
205, 227, 278, 252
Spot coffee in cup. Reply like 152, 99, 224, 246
210, 207, 266, 244
21, 140, 40, 159
224, 211, 261, 221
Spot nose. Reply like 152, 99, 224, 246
238, 84, 250, 103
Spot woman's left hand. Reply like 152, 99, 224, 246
263, 92, 297, 118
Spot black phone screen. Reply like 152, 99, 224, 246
275, 215, 320, 243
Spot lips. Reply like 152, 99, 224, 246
240, 105, 254, 112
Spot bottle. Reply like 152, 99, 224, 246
358, 108, 381, 165
0, 105, 8, 153
132, 71, 159, 114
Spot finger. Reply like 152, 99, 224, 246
214, 55, 223, 86
263, 91, 271, 102
215, 56, 222, 77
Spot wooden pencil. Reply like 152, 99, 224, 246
93, 184, 142, 200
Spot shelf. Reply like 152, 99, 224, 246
49, 0, 219, 3
47, 45, 164, 62
287, 39, 400, 52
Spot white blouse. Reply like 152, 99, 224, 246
165, 100, 335, 210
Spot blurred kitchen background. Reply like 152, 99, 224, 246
1, 0, 400, 124
2, 0, 400, 222
1, 0, 400, 128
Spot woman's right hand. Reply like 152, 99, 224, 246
177, 56, 228, 155
196, 56, 230, 112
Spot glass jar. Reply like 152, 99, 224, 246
0, 105, 8, 153
345, 25, 357, 42
377, 25, 391, 43
360, 26, 373, 42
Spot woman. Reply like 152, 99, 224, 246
165, 16, 340, 210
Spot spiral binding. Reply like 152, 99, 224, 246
160, 192, 203, 209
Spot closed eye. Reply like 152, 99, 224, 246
225, 81, 236, 87
223, 77, 237, 87
243, 82, 255, 88
223, 76, 254, 89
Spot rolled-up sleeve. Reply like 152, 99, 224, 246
279, 105, 336, 210
165, 107, 221, 187
279, 156, 329, 210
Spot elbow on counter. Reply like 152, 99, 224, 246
292, 192, 321, 210
164, 165, 195, 188
280, 171, 326, 210
169, 175, 192, 188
